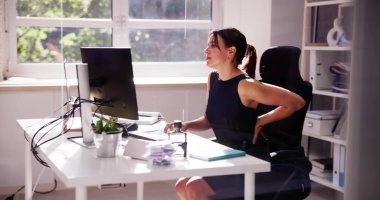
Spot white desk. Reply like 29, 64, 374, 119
17, 118, 270, 200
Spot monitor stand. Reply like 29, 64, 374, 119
71, 63, 95, 148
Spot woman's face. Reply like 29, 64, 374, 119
204, 34, 229, 69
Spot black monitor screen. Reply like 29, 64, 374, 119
80, 47, 139, 120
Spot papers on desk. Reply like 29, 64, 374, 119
135, 111, 163, 125
123, 111, 163, 125
123, 138, 175, 166
95, 111, 163, 125
127, 121, 168, 141
189, 141, 246, 161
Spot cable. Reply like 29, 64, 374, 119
35, 179, 58, 194
24, 97, 109, 182
4, 178, 58, 200
14, 99, 85, 199
30, 117, 62, 167
4, 185, 24, 200
14, 96, 118, 199
30, 102, 76, 166
28, 97, 94, 168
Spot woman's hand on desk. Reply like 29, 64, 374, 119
164, 116, 211, 134
164, 121, 189, 134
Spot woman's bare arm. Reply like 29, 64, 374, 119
238, 79, 305, 143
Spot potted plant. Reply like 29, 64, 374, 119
93, 116, 122, 158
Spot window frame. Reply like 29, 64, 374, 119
5, 0, 222, 79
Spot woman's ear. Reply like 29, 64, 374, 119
228, 46, 237, 55
226, 46, 237, 62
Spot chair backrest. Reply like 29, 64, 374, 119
257, 46, 312, 152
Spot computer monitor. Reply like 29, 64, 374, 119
80, 47, 139, 120
74, 47, 139, 146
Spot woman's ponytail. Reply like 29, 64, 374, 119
243, 44, 257, 78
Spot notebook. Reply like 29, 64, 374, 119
189, 140, 246, 161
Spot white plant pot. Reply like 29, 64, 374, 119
94, 131, 122, 158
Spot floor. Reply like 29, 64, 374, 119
1, 181, 343, 200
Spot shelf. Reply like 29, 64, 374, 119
310, 174, 344, 192
302, 0, 353, 195
303, 131, 347, 145
313, 89, 349, 98
306, 0, 353, 7
303, 45, 352, 51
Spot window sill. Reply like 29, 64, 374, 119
0, 77, 207, 91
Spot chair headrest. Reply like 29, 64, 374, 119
259, 46, 303, 85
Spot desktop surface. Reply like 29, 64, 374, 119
18, 118, 270, 200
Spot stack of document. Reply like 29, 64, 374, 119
99, 111, 163, 125
310, 158, 333, 180
135, 111, 163, 125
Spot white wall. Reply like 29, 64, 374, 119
270, 0, 304, 48
223, 0, 272, 79
0, 88, 68, 188
0, 0, 5, 81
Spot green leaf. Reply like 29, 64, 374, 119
95, 116, 104, 133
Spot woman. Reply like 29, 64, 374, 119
164, 28, 305, 200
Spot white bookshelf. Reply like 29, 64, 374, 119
301, 0, 354, 195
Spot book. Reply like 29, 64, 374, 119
332, 104, 348, 139
311, 166, 333, 179
190, 145, 246, 162
311, 158, 333, 170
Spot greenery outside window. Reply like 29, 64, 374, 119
6, 0, 221, 79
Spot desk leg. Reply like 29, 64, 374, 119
137, 181, 144, 200
75, 186, 87, 200
244, 172, 255, 200
25, 141, 33, 200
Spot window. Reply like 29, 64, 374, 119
6, 0, 221, 79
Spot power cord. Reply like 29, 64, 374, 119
4, 179, 58, 200
17, 97, 108, 198
10, 99, 79, 198
29, 97, 83, 167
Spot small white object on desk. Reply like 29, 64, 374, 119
123, 137, 176, 166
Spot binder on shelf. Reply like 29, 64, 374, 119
333, 143, 340, 187
339, 145, 346, 187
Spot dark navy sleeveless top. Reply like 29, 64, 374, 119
206, 71, 257, 145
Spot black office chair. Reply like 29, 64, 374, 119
257, 46, 312, 151
255, 46, 313, 200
